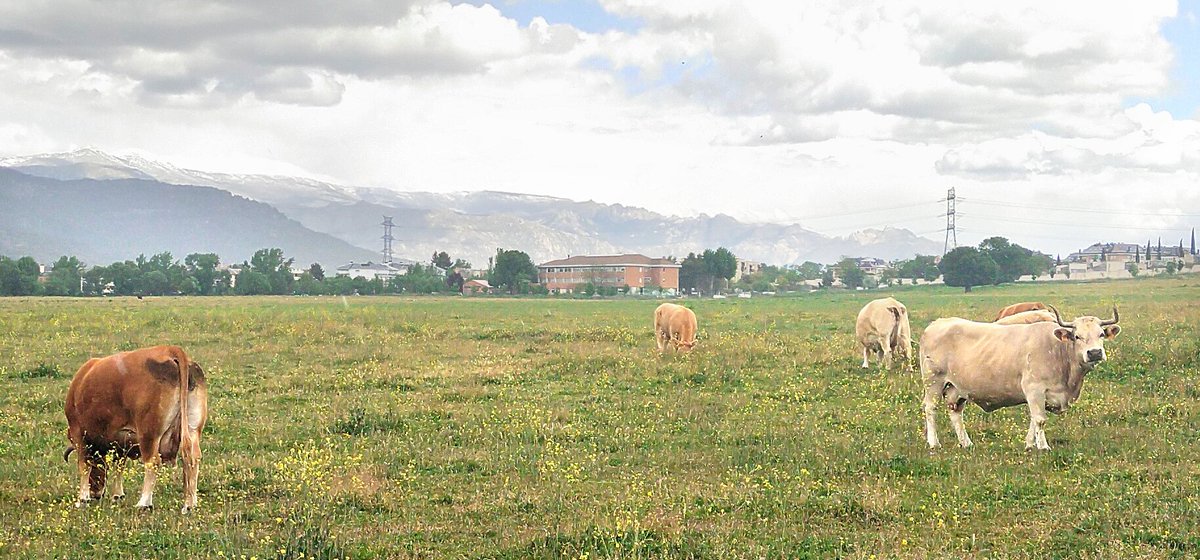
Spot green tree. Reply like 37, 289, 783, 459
897, 255, 941, 281
295, 272, 323, 295
235, 270, 272, 295
837, 258, 866, 289
13, 256, 43, 296
939, 247, 999, 292
490, 249, 537, 294
796, 261, 823, 280
185, 253, 221, 296
0, 257, 22, 296
45, 255, 85, 296
820, 267, 834, 288
307, 263, 325, 282
679, 253, 705, 294
250, 248, 295, 295
703, 247, 737, 293
141, 270, 172, 295
431, 251, 452, 269
446, 270, 465, 292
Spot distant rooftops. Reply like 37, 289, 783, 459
538, 253, 679, 268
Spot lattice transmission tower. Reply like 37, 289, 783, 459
381, 216, 395, 263
942, 187, 957, 255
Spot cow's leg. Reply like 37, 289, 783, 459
860, 345, 869, 368
76, 453, 93, 506
109, 459, 125, 501
1024, 393, 1050, 451
922, 379, 942, 449
655, 328, 666, 352
135, 432, 163, 509
949, 407, 973, 448
88, 461, 108, 501
880, 344, 893, 368
71, 434, 99, 507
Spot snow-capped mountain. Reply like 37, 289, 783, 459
2, 149, 942, 266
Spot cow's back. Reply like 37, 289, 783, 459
857, 297, 904, 344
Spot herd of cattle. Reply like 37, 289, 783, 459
60, 299, 1120, 514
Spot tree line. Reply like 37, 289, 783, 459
0, 248, 478, 297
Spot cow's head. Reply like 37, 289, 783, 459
1048, 305, 1120, 367
677, 340, 696, 351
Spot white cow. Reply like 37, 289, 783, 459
920, 306, 1120, 450
855, 297, 912, 369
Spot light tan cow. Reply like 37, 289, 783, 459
995, 301, 1047, 321
920, 306, 1120, 450
994, 309, 1056, 325
855, 297, 912, 369
64, 345, 208, 513
654, 303, 697, 352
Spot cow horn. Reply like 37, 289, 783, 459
1047, 304, 1073, 329
1100, 306, 1119, 326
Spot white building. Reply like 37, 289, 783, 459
335, 259, 419, 281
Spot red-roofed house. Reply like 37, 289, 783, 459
537, 254, 680, 295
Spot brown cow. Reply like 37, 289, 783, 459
994, 309, 1056, 325
995, 301, 1048, 321
64, 345, 208, 513
654, 303, 697, 352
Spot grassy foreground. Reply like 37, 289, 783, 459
0, 277, 1197, 559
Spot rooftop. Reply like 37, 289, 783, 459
539, 254, 679, 268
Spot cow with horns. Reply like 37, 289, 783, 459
919, 305, 1120, 450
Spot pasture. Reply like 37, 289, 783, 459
0, 277, 1197, 559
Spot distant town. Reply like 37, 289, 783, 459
3, 229, 1197, 298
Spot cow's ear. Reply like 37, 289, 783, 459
1103, 325, 1121, 339
1053, 328, 1073, 342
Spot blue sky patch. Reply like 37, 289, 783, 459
1138, 0, 1200, 118
457, 0, 642, 34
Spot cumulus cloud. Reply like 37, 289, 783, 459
0, 0, 581, 107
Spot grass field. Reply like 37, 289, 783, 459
1, 276, 1198, 559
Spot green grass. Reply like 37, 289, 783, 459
0, 276, 1197, 558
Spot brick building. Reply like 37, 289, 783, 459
538, 254, 680, 294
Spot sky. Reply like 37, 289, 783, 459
1, 0, 1198, 257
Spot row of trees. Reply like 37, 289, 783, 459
679, 248, 737, 294
0, 248, 480, 297
939, 237, 1053, 292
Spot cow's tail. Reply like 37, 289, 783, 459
171, 346, 193, 455
63, 445, 75, 462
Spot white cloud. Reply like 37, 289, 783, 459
0, 0, 1197, 256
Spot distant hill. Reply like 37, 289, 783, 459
0, 169, 377, 266
2, 149, 943, 266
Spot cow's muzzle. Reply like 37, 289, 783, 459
1086, 349, 1105, 363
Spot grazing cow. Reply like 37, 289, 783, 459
995, 301, 1047, 321
920, 306, 1120, 450
855, 297, 912, 369
64, 345, 208, 513
994, 309, 1056, 325
654, 303, 697, 352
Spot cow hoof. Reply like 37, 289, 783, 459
180, 505, 191, 515
75, 499, 92, 508
958, 441, 973, 449
137, 505, 153, 512
111, 494, 125, 502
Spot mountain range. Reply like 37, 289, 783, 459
0, 149, 941, 268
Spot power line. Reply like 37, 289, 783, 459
785, 200, 937, 222
969, 197, 1200, 218
969, 214, 1195, 232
